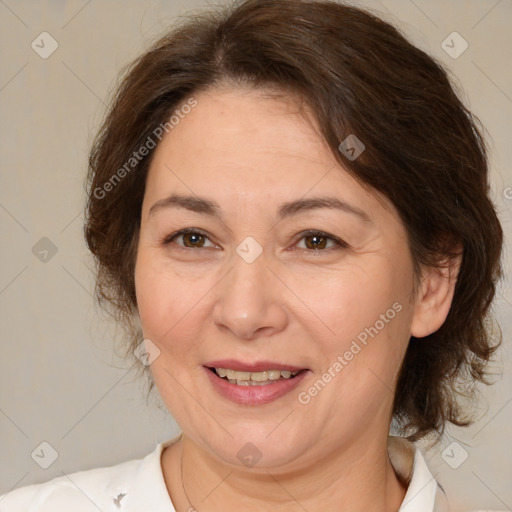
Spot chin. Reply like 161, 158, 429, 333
196, 424, 310, 471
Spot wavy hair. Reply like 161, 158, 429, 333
84, 0, 503, 441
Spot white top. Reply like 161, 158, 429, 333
0, 435, 503, 511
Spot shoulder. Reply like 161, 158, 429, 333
0, 457, 142, 511
388, 436, 507, 512
0, 436, 181, 512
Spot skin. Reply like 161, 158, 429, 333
134, 85, 460, 512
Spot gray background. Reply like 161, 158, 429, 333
0, 1, 511, 510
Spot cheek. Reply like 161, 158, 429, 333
135, 251, 185, 342
290, 259, 405, 340
134, 249, 217, 361
291, 257, 413, 386
135, 255, 167, 337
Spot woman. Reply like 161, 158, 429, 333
0, 0, 505, 510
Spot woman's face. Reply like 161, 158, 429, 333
135, 86, 419, 471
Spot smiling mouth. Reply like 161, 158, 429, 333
207, 367, 306, 386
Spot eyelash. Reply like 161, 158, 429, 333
161, 228, 348, 253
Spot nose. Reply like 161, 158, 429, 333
211, 250, 288, 341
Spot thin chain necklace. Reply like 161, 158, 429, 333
179, 434, 200, 512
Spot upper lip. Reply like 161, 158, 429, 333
204, 359, 307, 372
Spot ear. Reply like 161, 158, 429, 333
410, 249, 463, 338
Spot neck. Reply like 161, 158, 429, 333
162, 432, 407, 512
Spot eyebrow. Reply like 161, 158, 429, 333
148, 193, 372, 223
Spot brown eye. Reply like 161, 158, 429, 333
304, 234, 329, 250
163, 229, 215, 249
181, 232, 206, 247
295, 230, 347, 252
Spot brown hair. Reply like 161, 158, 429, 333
84, 0, 503, 441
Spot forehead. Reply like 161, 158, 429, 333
166, 86, 329, 167
150, 89, 336, 183
143, 86, 397, 225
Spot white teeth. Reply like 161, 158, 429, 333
213, 367, 300, 384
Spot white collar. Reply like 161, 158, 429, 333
124, 434, 448, 511
125, 436, 179, 511
388, 436, 450, 511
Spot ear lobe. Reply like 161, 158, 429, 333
410, 250, 463, 338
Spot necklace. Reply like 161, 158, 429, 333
179, 434, 200, 512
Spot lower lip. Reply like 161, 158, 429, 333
204, 367, 309, 405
